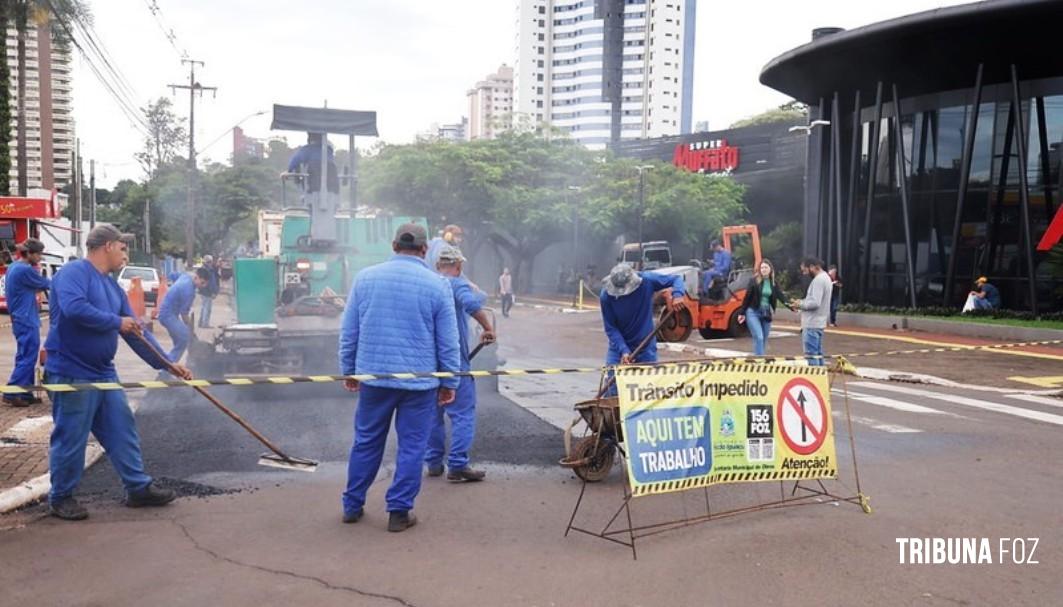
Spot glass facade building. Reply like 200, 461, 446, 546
760, 0, 1063, 312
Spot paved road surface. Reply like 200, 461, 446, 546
1, 306, 1059, 605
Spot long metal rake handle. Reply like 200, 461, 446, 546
135, 332, 298, 463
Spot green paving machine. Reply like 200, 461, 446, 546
190, 104, 426, 376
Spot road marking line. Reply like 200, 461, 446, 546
832, 411, 922, 433
1004, 393, 1063, 409
833, 389, 956, 416
822, 327, 1063, 362
1007, 375, 1063, 388
850, 382, 1063, 426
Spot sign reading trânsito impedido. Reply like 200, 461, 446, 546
617, 363, 838, 497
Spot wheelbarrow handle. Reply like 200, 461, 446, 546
596, 307, 675, 399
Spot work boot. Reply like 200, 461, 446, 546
125, 483, 177, 508
447, 467, 486, 482
2, 396, 31, 408
387, 511, 417, 533
342, 508, 364, 524
49, 497, 89, 521
426, 464, 444, 477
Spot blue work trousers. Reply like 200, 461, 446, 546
7, 322, 40, 401
802, 328, 825, 366
745, 306, 772, 357
159, 315, 190, 363
343, 385, 436, 515
47, 372, 152, 504
425, 377, 476, 471
198, 296, 214, 328
604, 346, 657, 396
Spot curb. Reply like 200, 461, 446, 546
0, 394, 144, 515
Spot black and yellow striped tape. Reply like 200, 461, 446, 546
631, 468, 839, 497
1, 335, 1059, 394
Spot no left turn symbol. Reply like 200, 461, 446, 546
776, 378, 828, 455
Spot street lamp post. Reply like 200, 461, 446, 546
635, 165, 654, 267
568, 185, 582, 269
197, 110, 269, 160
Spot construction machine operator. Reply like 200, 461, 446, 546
288, 132, 340, 194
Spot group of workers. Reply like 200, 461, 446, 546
339, 222, 494, 532
1, 226, 224, 520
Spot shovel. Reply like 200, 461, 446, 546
135, 332, 318, 472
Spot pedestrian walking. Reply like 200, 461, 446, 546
426, 245, 495, 482
828, 265, 842, 326
737, 259, 790, 357
339, 222, 461, 532
3, 238, 50, 407
600, 263, 685, 393
197, 255, 220, 328
498, 267, 513, 318
791, 257, 832, 366
158, 268, 210, 362
44, 224, 192, 521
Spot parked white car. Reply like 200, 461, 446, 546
116, 265, 161, 304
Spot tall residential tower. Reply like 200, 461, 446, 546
6, 23, 74, 190
467, 64, 513, 140
514, 0, 696, 148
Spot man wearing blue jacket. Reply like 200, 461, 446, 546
339, 222, 461, 532
426, 245, 495, 482
45, 224, 192, 521
158, 267, 210, 362
4, 238, 50, 406
600, 263, 685, 389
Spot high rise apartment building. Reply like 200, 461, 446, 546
467, 64, 513, 140
514, 0, 695, 148
6, 23, 75, 190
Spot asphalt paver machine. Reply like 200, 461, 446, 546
190, 104, 425, 376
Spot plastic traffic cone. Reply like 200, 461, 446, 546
128, 276, 147, 321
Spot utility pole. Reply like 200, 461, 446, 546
144, 199, 152, 255
76, 141, 84, 256
89, 159, 96, 228
71, 144, 81, 256
635, 165, 653, 267
169, 59, 217, 262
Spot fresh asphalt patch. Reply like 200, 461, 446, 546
75, 381, 563, 504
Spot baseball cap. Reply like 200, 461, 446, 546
436, 245, 466, 264
85, 224, 134, 249
393, 223, 428, 249
18, 238, 44, 254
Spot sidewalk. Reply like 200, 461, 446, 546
0, 285, 234, 514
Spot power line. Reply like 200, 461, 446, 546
44, 1, 151, 137
143, 0, 186, 59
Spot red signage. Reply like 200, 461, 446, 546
673, 139, 740, 174
1038, 206, 1063, 251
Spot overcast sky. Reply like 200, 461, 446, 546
74, 0, 970, 188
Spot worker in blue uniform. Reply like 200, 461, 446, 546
287, 132, 339, 194
701, 239, 733, 297
600, 263, 685, 393
426, 245, 495, 482
157, 267, 210, 362
3, 238, 51, 406
339, 223, 461, 532
44, 224, 192, 521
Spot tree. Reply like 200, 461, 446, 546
728, 101, 808, 129
135, 97, 188, 179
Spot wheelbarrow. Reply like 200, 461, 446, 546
559, 308, 673, 482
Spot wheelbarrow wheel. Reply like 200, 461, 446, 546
572, 435, 615, 482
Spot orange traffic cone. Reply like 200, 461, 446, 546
153, 274, 168, 320
129, 276, 147, 321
